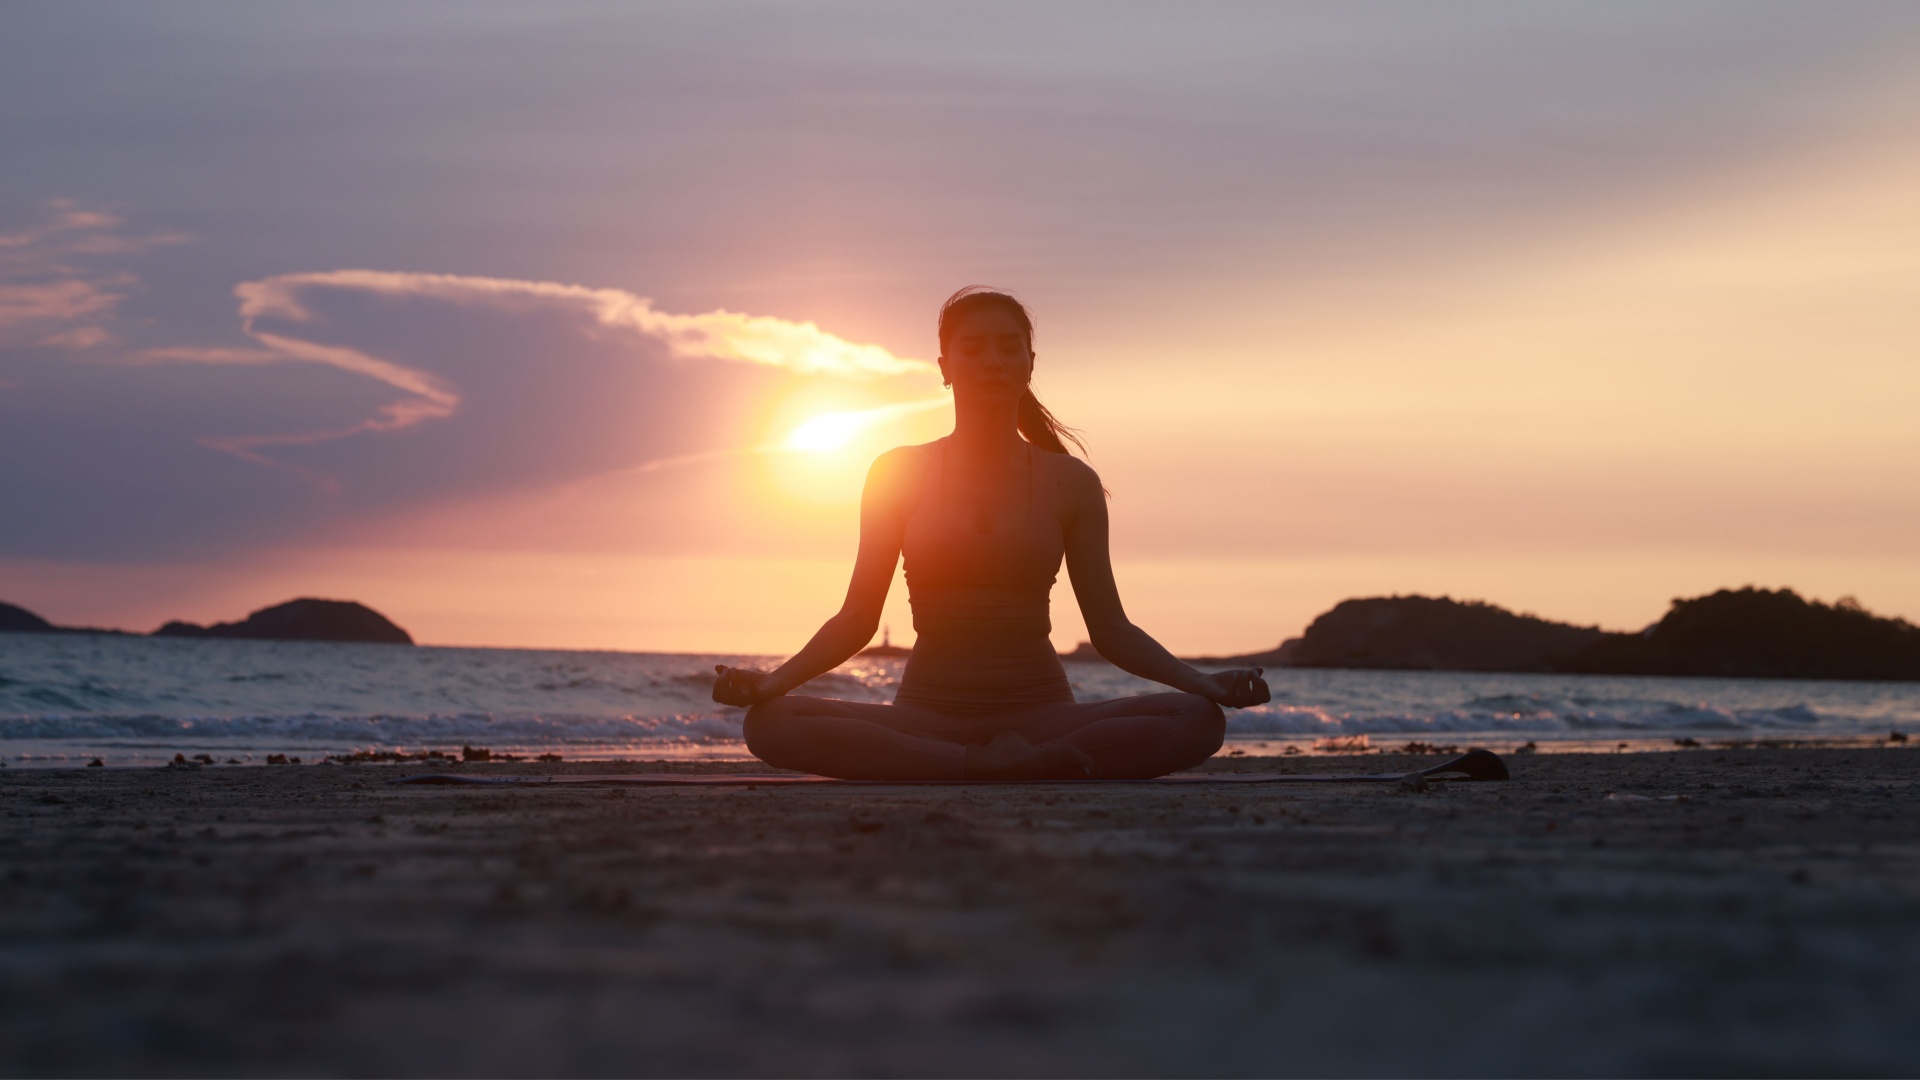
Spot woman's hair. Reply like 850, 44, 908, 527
936, 286, 1088, 457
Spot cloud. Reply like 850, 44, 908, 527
0, 201, 124, 252
0, 199, 187, 346
0, 249, 939, 560
166, 269, 937, 473
233, 270, 931, 378
36, 326, 118, 350
0, 279, 121, 327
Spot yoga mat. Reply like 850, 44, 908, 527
390, 750, 1509, 786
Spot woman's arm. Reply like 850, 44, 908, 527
713, 447, 917, 706
1058, 459, 1269, 708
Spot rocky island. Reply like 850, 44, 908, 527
1187, 588, 1920, 682
0, 597, 413, 645
1563, 587, 1920, 681
0, 601, 57, 634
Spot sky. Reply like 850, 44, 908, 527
3, 1, 1919, 654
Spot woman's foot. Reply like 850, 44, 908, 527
964, 731, 1093, 781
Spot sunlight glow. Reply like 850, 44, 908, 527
785, 410, 869, 452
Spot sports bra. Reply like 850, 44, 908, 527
893, 440, 1075, 716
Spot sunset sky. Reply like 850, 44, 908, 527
4, 2, 1919, 654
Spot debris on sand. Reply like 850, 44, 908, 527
1316, 734, 1370, 753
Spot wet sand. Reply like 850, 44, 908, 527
2, 748, 1916, 1077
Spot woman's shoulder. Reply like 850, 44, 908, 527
865, 439, 942, 491
1036, 447, 1102, 488
871, 438, 942, 470
1034, 448, 1105, 514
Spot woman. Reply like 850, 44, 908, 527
713, 288, 1269, 780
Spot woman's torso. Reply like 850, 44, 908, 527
894, 439, 1074, 717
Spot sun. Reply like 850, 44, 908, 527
785, 410, 867, 452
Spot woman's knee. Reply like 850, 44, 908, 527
1175, 693, 1226, 757
741, 699, 797, 763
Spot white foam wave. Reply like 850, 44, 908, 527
0, 710, 748, 746
0, 700, 1850, 748
1223, 702, 1829, 736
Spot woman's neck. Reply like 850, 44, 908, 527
949, 393, 1025, 461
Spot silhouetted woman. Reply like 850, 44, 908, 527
712, 288, 1269, 779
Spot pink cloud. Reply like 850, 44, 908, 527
2, 216, 941, 559
0, 200, 191, 346
184, 269, 934, 468
235, 270, 932, 378
36, 325, 118, 350
0, 279, 121, 328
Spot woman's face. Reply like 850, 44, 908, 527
939, 305, 1032, 399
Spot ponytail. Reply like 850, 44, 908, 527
1017, 386, 1088, 457
939, 286, 1088, 459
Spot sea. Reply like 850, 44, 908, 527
3, 632, 1917, 768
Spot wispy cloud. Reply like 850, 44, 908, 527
35, 325, 118, 350
1, 246, 940, 559
0, 199, 188, 346
234, 270, 933, 378
146, 269, 937, 475
0, 279, 121, 327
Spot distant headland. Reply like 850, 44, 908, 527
1169, 587, 1920, 683
0, 598, 413, 645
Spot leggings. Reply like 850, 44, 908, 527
742, 693, 1225, 781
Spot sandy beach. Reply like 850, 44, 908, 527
2, 747, 1916, 1077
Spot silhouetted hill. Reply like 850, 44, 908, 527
153, 598, 413, 645
1282, 595, 1605, 672
0, 602, 55, 633
1183, 640, 1302, 667
0, 602, 131, 635
1563, 588, 1920, 681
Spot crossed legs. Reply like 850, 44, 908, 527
742, 693, 1225, 781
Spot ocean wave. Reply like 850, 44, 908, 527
1223, 702, 1827, 736
0, 699, 1850, 747
0, 711, 749, 746
1224, 707, 1566, 736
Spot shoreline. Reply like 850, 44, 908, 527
4, 732, 1911, 770
4, 747, 1916, 1075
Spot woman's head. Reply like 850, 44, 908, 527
936, 287, 1085, 456
938, 287, 1034, 361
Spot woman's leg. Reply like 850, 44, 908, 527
1014, 693, 1225, 780
743, 696, 1094, 781
743, 693, 1223, 781
743, 697, 971, 780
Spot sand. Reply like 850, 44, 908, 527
2, 747, 1916, 1077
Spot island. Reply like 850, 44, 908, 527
1561, 587, 1920, 681
0, 597, 413, 645
0, 601, 57, 634
1185, 588, 1920, 682
154, 598, 414, 645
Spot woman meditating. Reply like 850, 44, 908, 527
712, 288, 1270, 780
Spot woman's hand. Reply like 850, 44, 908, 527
712, 665, 773, 707
1195, 667, 1270, 709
